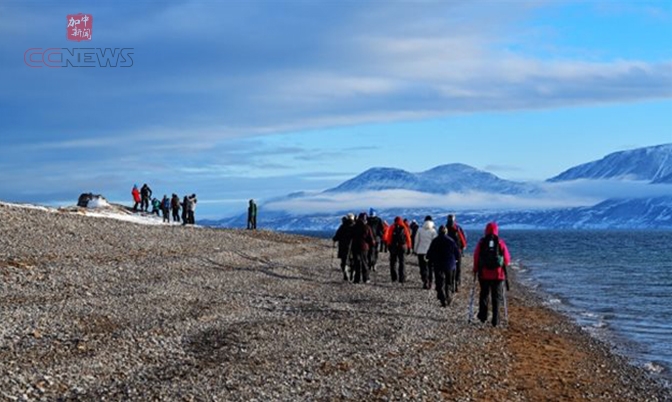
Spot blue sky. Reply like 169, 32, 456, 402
1, 0, 671, 218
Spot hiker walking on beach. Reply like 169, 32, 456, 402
473, 222, 511, 327
140, 184, 152, 212
161, 195, 170, 223
171, 194, 181, 223
333, 215, 355, 281
380, 220, 389, 253
414, 216, 437, 290
410, 219, 419, 253
447, 214, 467, 292
367, 208, 384, 272
131, 185, 141, 211
384, 216, 412, 283
247, 199, 258, 230
350, 213, 375, 284
427, 225, 461, 307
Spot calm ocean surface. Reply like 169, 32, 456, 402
293, 229, 672, 382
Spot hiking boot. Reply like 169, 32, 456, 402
440, 300, 447, 307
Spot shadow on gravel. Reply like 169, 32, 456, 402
200, 257, 327, 284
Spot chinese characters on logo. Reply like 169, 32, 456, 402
67, 13, 93, 41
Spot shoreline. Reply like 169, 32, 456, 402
1, 203, 670, 400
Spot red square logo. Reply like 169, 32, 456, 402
66, 13, 93, 41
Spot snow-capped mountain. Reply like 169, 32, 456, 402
326, 163, 535, 194
548, 143, 672, 183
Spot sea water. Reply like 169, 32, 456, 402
496, 230, 672, 382
296, 229, 672, 382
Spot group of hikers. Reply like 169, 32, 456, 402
131, 184, 198, 225
333, 210, 511, 326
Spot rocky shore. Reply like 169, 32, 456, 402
1, 202, 670, 401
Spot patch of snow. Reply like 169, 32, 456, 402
87, 197, 110, 209
0, 201, 56, 213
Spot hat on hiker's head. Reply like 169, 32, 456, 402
424, 215, 433, 222
439, 225, 447, 234
369, 208, 376, 217
347, 213, 355, 221
447, 214, 455, 226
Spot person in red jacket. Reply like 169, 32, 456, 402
383, 216, 412, 283
131, 185, 141, 211
473, 222, 511, 327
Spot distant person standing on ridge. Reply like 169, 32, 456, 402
161, 195, 170, 223
131, 184, 141, 211
247, 199, 258, 230
333, 215, 355, 281
473, 222, 511, 327
414, 216, 437, 290
446, 214, 467, 292
384, 216, 412, 283
367, 208, 384, 271
151, 197, 161, 216
140, 184, 152, 212
187, 194, 197, 224
427, 225, 460, 307
350, 213, 375, 284
171, 194, 181, 223
181, 195, 189, 225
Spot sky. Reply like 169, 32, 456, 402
1, 0, 671, 219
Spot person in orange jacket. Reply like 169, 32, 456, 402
383, 216, 412, 283
131, 184, 141, 211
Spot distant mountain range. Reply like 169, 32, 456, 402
326, 163, 537, 195
203, 143, 672, 230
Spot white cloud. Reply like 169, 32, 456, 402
264, 179, 672, 215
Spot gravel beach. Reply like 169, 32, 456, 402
1, 203, 670, 401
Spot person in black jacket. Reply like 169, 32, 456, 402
367, 208, 384, 272
446, 214, 467, 292
181, 195, 189, 225
140, 183, 152, 212
350, 213, 375, 284
427, 226, 461, 307
171, 194, 181, 223
333, 215, 355, 281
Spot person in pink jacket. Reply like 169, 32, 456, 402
473, 222, 511, 326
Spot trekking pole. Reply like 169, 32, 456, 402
467, 277, 476, 323
502, 281, 509, 326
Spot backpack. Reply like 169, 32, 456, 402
448, 225, 466, 249
478, 234, 503, 270
392, 225, 407, 249
163, 198, 170, 210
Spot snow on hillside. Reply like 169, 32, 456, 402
548, 143, 672, 183
0, 201, 174, 226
